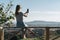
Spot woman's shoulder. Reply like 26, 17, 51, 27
19, 12, 23, 15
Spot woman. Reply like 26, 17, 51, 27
15, 5, 29, 39
15, 5, 28, 27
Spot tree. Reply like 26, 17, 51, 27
0, 0, 15, 27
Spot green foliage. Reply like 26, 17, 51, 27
0, 0, 15, 27
20, 38, 44, 40
55, 30, 60, 35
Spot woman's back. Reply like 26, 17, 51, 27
16, 12, 23, 22
16, 12, 25, 27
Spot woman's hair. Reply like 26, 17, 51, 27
15, 5, 20, 15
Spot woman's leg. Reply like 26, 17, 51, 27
21, 28, 27, 39
20, 28, 24, 39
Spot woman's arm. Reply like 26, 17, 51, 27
23, 9, 29, 17
23, 12, 28, 17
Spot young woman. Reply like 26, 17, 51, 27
15, 5, 29, 39
15, 5, 35, 39
15, 5, 29, 27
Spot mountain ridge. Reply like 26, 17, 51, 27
25, 20, 60, 27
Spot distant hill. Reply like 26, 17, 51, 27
25, 21, 60, 27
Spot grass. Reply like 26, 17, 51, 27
19, 37, 44, 40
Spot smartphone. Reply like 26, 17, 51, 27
26, 9, 29, 13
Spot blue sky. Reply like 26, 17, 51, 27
1, 0, 60, 22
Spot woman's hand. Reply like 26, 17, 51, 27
23, 9, 29, 17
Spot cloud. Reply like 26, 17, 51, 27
30, 11, 60, 14
24, 11, 60, 22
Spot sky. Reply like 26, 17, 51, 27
0, 0, 60, 22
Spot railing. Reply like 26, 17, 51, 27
0, 27, 60, 40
